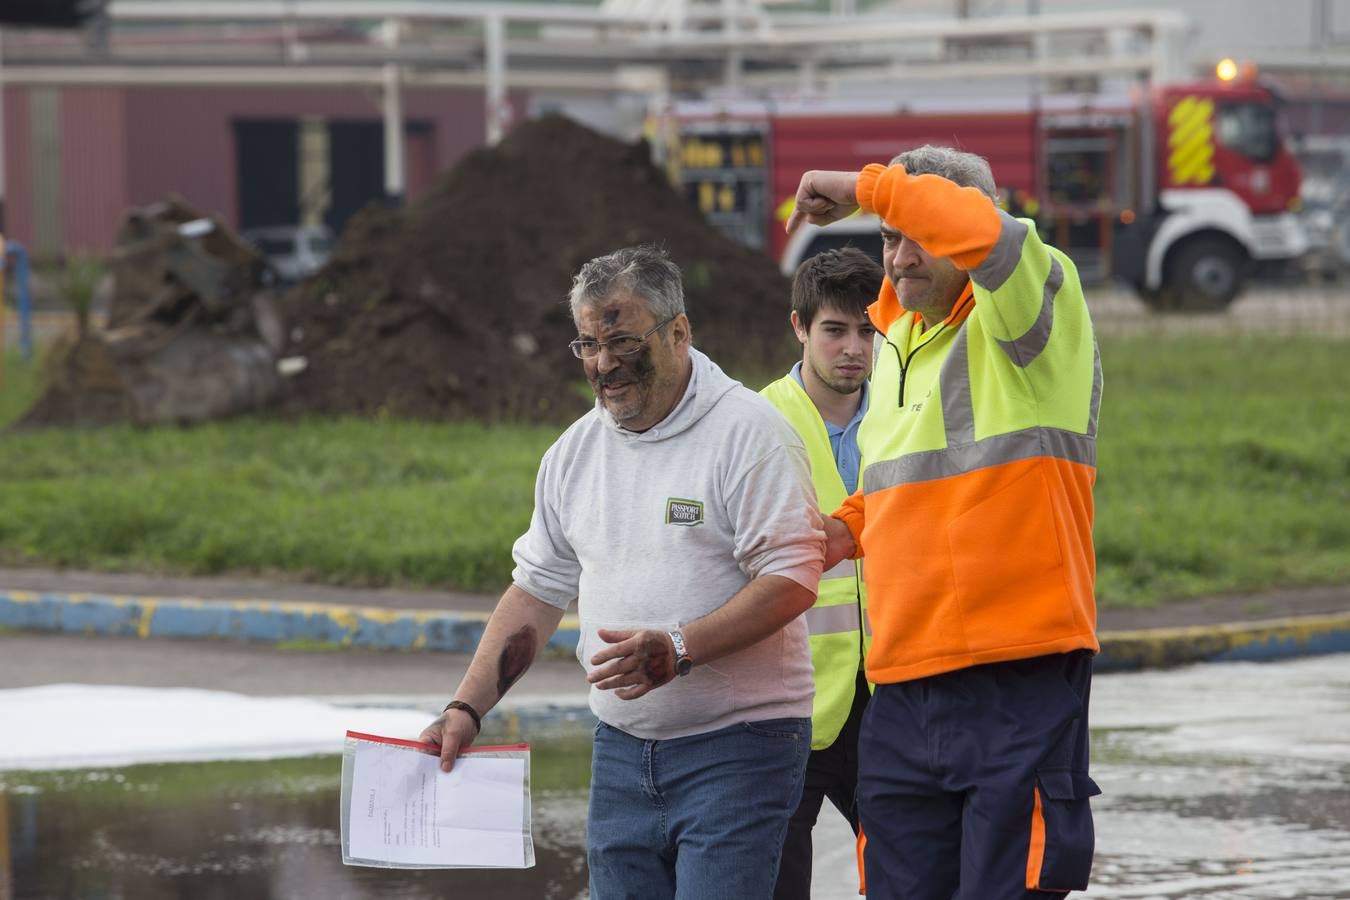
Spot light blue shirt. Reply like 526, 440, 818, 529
790, 361, 869, 495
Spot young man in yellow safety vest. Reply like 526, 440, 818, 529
761, 247, 883, 899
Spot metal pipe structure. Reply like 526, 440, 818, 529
107, 1, 1186, 35
0, 3, 1208, 103
484, 13, 506, 145
95, 2, 1193, 80
379, 18, 404, 204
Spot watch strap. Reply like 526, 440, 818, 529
668, 629, 693, 676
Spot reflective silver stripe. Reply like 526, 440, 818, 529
939, 327, 975, 445
1088, 340, 1102, 438
823, 558, 857, 580
971, 211, 1028, 292
995, 256, 1061, 368
805, 603, 861, 636
862, 427, 1096, 492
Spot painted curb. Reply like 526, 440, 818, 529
1092, 612, 1350, 671
3, 588, 1348, 672
0, 589, 580, 657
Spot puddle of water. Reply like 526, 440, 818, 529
0, 736, 595, 900
6, 744, 1350, 900
5, 656, 1350, 899
1077, 655, 1350, 900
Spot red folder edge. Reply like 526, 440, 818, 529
346, 729, 530, 755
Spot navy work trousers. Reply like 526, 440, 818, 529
858, 651, 1099, 900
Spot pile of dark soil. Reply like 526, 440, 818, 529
279, 115, 795, 422
18, 198, 283, 429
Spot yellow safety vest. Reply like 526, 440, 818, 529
761, 374, 870, 750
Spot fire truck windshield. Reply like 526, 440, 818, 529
1216, 102, 1279, 162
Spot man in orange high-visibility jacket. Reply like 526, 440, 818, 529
787, 145, 1102, 900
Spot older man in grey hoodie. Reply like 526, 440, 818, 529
420, 244, 825, 899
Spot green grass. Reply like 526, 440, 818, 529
0, 344, 42, 428
0, 334, 1345, 606
1093, 334, 1350, 606
0, 418, 557, 592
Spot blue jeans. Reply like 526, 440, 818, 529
588, 717, 810, 900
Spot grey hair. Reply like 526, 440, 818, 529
568, 245, 686, 321
889, 145, 998, 201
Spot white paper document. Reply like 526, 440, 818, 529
341, 732, 532, 868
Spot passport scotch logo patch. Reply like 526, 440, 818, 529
665, 498, 704, 526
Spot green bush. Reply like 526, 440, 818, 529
60, 254, 104, 336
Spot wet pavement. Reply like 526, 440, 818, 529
2, 653, 1348, 899
0, 748, 594, 900
1081, 652, 1350, 900
809, 653, 1350, 899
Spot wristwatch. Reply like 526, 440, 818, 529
668, 629, 693, 677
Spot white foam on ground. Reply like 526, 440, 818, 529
0, 684, 435, 771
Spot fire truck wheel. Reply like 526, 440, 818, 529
1163, 236, 1247, 311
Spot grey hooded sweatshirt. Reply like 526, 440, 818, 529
512, 347, 825, 740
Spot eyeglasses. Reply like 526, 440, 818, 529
569, 318, 673, 360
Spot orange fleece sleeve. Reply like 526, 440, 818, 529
832, 489, 866, 560
856, 163, 1003, 272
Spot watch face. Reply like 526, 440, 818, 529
676, 657, 693, 677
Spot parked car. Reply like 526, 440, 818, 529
1301, 169, 1350, 279
779, 215, 884, 276
242, 224, 334, 284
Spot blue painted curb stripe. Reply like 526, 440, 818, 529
2, 589, 1347, 672
0, 589, 581, 656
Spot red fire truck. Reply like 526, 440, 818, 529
662, 69, 1307, 309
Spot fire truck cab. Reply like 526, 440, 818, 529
1114, 76, 1307, 308
665, 69, 1308, 311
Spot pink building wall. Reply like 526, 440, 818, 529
3, 86, 34, 250
2, 82, 519, 254
124, 84, 511, 229
61, 87, 130, 252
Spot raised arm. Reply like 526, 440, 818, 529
855, 163, 1002, 269
858, 162, 1074, 347
785, 170, 863, 233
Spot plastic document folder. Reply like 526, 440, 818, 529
340, 730, 535, 869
